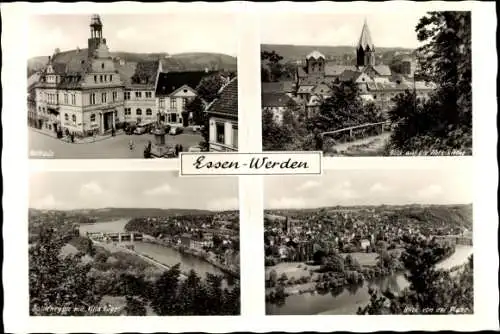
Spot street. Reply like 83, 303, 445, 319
28, 128, 203, 159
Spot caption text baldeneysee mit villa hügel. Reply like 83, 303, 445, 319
193, 155, 309, 170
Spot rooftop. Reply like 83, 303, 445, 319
207, 77, 238, 117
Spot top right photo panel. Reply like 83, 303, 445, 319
260, 11, 472, 156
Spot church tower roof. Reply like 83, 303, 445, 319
306, 50, 325, 60
357, 19, 375, 51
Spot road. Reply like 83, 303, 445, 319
28, 128, 203, 159
325, 132, 391, 157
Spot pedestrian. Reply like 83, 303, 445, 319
175, 144, 180, 157
71, 132, 74, 143
179, 144, 184, 153
111, 127, 115, 137
129, 139, 135, 150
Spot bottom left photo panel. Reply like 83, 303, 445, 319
28, 171, 240, 316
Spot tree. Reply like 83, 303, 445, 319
124, 296, 147, 316
308, 81, 383, 134
262, 109, 293, 151
313, 249, 327, 265
388, 11, 472, 153
358, 237, 471, 315
29, 228, 102, 315
149, 264, 181, 315
196, 74, 225, 104
261, 50, 285, 82
269, 269, 278, 287
185, 97, 205, 126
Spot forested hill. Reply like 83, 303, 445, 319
261, 44, 414, 63
27, 51, 237, 75
265, 204, 473, 228
29, 207, 233, 220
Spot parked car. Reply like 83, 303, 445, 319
125, 124, 136, 135
169, 126, 183, 135
134, 121, 155, 135
192, 125, 202, 132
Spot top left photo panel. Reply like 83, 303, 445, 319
28, 12, 238, 159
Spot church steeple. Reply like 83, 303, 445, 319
88, 14, 107, 58
356, 19, 375, 67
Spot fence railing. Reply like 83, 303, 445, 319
320, 121, 391, 145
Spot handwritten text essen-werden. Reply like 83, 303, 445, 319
193, 155, 309, 170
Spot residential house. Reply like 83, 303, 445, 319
207, 77, 238, 151
121, 60, 160, 125
262, 92, 297, 125
155, 68, 216, 126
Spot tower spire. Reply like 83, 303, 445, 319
356, 18, 376, 67
358, 18, 374, 51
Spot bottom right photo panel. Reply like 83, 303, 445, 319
264, 167, 473, 315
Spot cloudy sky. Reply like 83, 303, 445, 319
30, 172, 238, 211
260, 12, 430, 48
265, 167, 472, 209
28, 13, 238, 58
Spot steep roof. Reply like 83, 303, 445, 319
261, 81, 296, 94
127, 60, 159, 89
372, 65, 392, 76
207, 77, 238, 117
339, 69, 364, 82
155, 70, 216, 96
262, 92, 296, 108
358, 20, 375, 51
325, 64, 357, 76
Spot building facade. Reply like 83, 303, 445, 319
207, 77, 238, 152
30, 14, 231, 137
291, 19, 436, 113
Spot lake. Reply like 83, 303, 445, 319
266, 245, 473, 315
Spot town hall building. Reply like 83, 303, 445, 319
30, 14, 231, 137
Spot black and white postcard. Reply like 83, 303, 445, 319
28, 13, 238, 159
261, 11, 472, 157
1, 1, 498, 333
29, 171, 240, 316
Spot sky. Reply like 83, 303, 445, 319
265, 167, 473, 209
260, 12, 431, 48
28, 13, 238, 58
29, 172, 238, 211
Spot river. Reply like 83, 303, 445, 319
78, 218, 225, 278
266, 245, 473, 315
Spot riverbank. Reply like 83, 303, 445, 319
266, 245, 473, 315
143, 238, 239, 279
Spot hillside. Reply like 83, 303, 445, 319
29, 207, 236, 220
261, 44, 414, 64
265, 204, 473, 228
27, 51, 237, 76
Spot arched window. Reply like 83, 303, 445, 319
146, 108, 152, 116
136, 108, 142, 115
90, 114, 96, 122
64, 113, 69, 121
72, 114, 76, 123
101, 63, 105, 69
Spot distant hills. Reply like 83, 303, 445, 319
265, 204, 473, 228
261, 44, 415, 64
29, 207, 238, 220
27, 51, 237, 75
